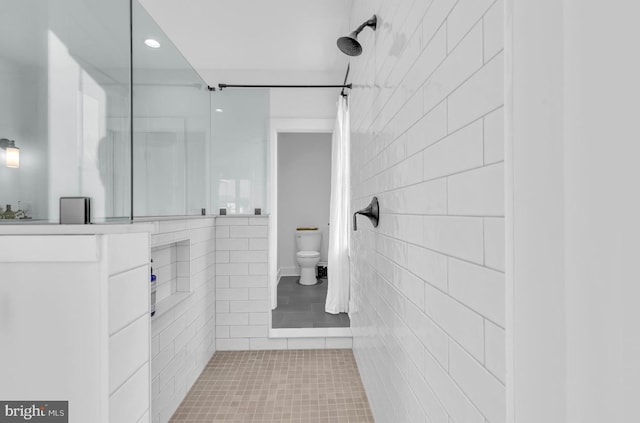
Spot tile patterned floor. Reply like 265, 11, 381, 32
272, 276, 350, 328
170, 349, 374, 423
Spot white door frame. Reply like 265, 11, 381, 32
507, 1, 640, 421
268, 118, 334, 316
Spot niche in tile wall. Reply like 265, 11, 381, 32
151, 239, 191, 316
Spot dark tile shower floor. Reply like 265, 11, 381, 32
272, 276, 350, 328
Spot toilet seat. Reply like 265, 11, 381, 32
296, 251, 320, 259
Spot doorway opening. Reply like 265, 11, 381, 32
268, 119, 351, 337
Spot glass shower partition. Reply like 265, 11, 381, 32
211, 89, 269, 214
0, 0, 132, 222
0, 0, 270, 223
132, 1, 210, 218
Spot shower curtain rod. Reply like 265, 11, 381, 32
211, 64, 353, 94
213, 83, 352, 91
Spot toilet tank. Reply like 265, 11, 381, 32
295, 228, 321, 252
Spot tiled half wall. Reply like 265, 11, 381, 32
215, 216, 353, 351
150, 219, 216, 423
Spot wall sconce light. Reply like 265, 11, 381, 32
0, 138, 19, 168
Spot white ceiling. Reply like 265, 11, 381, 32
138, 0, 353, 83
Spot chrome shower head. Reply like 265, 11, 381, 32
337, 15, 377, 57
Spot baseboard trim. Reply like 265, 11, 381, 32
280, 266, 300, 277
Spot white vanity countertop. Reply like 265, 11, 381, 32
0, 214, 269, 235
0, 222, 156, 235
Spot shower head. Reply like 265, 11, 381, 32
337, 32, 363, 56
337, 15, 377, 56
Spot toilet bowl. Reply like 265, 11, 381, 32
295, 228, 322, 286
296, 251, 321, 285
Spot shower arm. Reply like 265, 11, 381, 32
352, 15, 378, 36
353, 197, 379, 231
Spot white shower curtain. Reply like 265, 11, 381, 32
325, 96, 350, 314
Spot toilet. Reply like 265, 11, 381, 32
295, 228, 321, 286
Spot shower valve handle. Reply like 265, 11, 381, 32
353, 197, 379, 231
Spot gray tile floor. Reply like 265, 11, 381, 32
272, 276, 350, 328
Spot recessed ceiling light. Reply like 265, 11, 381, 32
215, 108, 224, 113
144, 39, 160, 49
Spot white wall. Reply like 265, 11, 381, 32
508, 1, 640, 422
277, 132, 332, 275
349, 0, 505, 422
506, 0, 564, 420
271, 89, 338, 120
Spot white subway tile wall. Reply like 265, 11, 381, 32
215, 216, 353, 350
150, 218, 216, 423
349, 0, 505, 422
